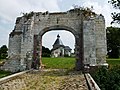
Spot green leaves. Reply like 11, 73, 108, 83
91, 65, 120, 90
111, 13, 120, 24
109, 0, 120, 9
0, 45, 8, 59
109, 0, 120, 24
42, 46, 51, 57
106, 27, 120, 58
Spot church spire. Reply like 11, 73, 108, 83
57, 34, 60, 38
53, 34, 63, 47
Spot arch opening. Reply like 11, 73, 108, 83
32, 25, 84, 70
42, 30, 75, 69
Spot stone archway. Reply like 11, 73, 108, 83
35, 25, 84, 70
5, 8, 108, 72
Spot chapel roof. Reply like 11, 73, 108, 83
53, 34, 63, 46
64, 46, 72, 50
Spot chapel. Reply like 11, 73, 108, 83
51, 34, 72, 57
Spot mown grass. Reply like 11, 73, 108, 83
42, 57, 120, 69
106, 58, 120, 65
0, 57, 120, 78
42, 57, 75, 69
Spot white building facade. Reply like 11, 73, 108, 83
51, 34, 72, 57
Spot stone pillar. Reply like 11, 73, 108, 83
32, 35, 39, 69
26, 51, 32, 69
75, 33, 84, 71
39, 35, 42, 69
83, 19, 97, 66
95, 15, 108, 67
75, 13, 84, 71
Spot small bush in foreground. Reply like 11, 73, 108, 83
91, 65, 120, 90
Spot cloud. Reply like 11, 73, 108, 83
0, 0, 60, 47
0, 27, 10, 46
0, 0, 60, 22
81, 0, 112, 26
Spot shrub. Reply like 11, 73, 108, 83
91, 65, 120, 90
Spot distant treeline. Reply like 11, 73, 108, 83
0, 45, 8, 60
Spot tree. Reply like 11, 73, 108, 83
0, 45, 8, 59
106, 27, 120, 58
109, 0, 120, 24
42, 46, 51, 57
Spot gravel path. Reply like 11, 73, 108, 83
0, 69, 88, 90
20, 69, 88, 90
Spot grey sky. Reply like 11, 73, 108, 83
0, 0, 119, 51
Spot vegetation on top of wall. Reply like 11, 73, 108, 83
22, 11, 34, 20
69, 6, 96, 18
16, 17, 22, 24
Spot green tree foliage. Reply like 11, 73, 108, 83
42, 46, 51, 57
91, 66, 120, 90
0, 45, 8, 59
109, 0, 120, 24
106, 27, 120, 58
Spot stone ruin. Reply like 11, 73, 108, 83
1, 8, 108, 72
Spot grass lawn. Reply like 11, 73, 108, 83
42, 57, 75, 69
42, 57, 120, 69
106, 58, 120, 65
0, 57, 120, 78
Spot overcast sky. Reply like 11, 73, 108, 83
0, 0, 119, 51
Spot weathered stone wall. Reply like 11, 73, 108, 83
19, 11, 84, 70
3, 9, 107, 72
95, 15, 107, 65
8, 33, 22, 58
83, 18, 96, 66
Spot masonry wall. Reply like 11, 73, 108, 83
4, 9, 107, 72
33, 12, 82, 35
83, 18, 96, 66
20, 11, 83, 67
95, 15, 107, 65
8, 33, 22, 58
